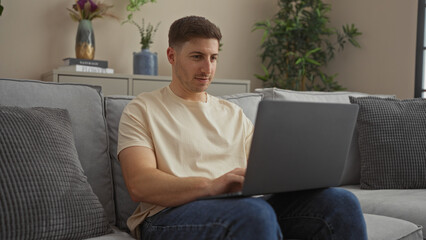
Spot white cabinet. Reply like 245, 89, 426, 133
41, 70, 251, 96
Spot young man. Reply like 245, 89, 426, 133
118, 16, 367, 240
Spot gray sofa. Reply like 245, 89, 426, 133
0, 79, 424, 240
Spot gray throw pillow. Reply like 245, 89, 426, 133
349, 97, 426, 189
0, 106, 112, 239
219, 92, 263, 123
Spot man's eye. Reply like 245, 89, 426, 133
211, 56, 218, 62
191, 55, 202, 60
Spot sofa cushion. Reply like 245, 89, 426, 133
0, 79, 115, 224
350, 97, 426, 189
341, 185, 426, 238
86, 226, 135, 240
255, 87, 381, 103
0, 106, 112, 239
255, 88, 394, 186
363, 214, 423, 240
105, 96, 138, 232
219, 92, 263, 123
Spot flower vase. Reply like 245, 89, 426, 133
133, 49, 158, 75
75, 19, 95, 60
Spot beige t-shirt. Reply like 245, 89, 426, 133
117, 86, 254, 235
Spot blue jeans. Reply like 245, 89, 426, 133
140, 188, 367, 240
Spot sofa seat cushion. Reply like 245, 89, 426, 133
341, 185, 426, 237
86, 226, 135, 240
0, 79, 115, 223
364, 214, 423, 240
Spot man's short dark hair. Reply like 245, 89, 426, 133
168, 16, 222, 48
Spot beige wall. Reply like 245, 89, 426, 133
0, 0, 419, 98
0, 0, 277, 90
325, 0, 418, 99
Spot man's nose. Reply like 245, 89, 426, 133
201, 59, 212, 74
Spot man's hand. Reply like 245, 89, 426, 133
208, 168, 246, 196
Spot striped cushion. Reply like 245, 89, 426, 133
349, 97, 426, 189
0, 106, 112, 239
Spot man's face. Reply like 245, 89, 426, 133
168, 38, 219, 94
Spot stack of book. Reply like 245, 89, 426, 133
58, 58, 114, 74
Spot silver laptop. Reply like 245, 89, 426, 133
200, 100, 359, 199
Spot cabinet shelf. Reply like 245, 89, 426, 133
41, 70, 251, 96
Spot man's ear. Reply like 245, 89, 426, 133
167, 47, 176, 64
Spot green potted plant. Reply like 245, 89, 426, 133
123, 0, 160, 75
253, 0, 362, 91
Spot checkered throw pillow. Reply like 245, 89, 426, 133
0, 106, 112, 239
349, 97, 426, 189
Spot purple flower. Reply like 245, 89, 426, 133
76, 0, 98, 12
88, 0, 98, 12
68, 0, 117, 21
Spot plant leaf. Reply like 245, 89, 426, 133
261, 64, 269, 76
305, 47, 321, 57
306, 58, 321, 66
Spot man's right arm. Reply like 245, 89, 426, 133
119, 146, 245, 207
